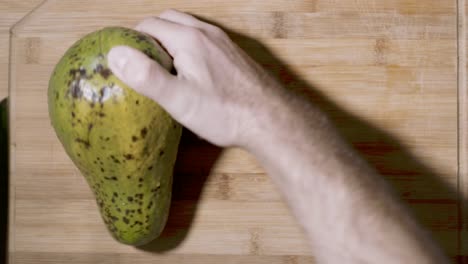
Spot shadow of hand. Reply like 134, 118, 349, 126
137, 129, 222, 252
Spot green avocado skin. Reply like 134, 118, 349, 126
48, 27, 182, 246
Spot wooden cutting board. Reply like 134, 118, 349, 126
0, 0, 44, 100
8, 0, 467, 263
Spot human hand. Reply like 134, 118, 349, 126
108, 9, 282, 147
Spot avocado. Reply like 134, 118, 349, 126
48, 27, 182, 246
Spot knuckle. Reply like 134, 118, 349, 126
184, 28, 204, 42
209, 25, 227, 37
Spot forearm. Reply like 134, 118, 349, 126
247, 88, 450, 264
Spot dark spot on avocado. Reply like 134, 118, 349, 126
140, 127, 148, 138
75, 138, 91, 149
135, 193, 143, 199
98, 87, 105, 103
79, 68, 86, 76
113, 192, 118, 197
105, 137, 110, 141
104, 176, 117, 181
131, 136, 138, 142
111, 197, 115, 203
138, 177, 143, 182
70, 80, 83, 98
138, 201, 143, 206
127, 196, 133, 202
138, 184, 142, 188
159, 150, 164, 156
77, 153, 81, 157
125, 209, 130, 215
137, 209, 142, 214
135, 100, 139, 105
69, 69, 77, 76
116, 207, 121, 212
100, 167, 105, 172
127, 175, 131, 179
123, 217, 130, 224
143, 49, 155, 60
94, 65, 103, 73
100, 68, 112, 79
173, 124, 177, 129
147, 201, 153, 209
151, 186, 160, 193
94, 64, 112, 79
90, 102, 95, 108
98, 112, 106, 117
88, 123, 94, 131
124, 154, 134, 160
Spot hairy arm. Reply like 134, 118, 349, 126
248, 90, 449, 263
108, 9, 450, 263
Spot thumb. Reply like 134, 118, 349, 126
107, 45, 183, 107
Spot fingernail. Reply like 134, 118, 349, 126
108, 46, 128, 74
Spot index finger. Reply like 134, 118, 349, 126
135, 17, 190, 56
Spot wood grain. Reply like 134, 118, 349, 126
459, 0, 468, 260
8, 0, 463, 263
12, 252, 315, 264
0, 0, 44, 100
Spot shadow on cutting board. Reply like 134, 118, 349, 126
138, 17, 462, 260
137, 129, 222, 252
